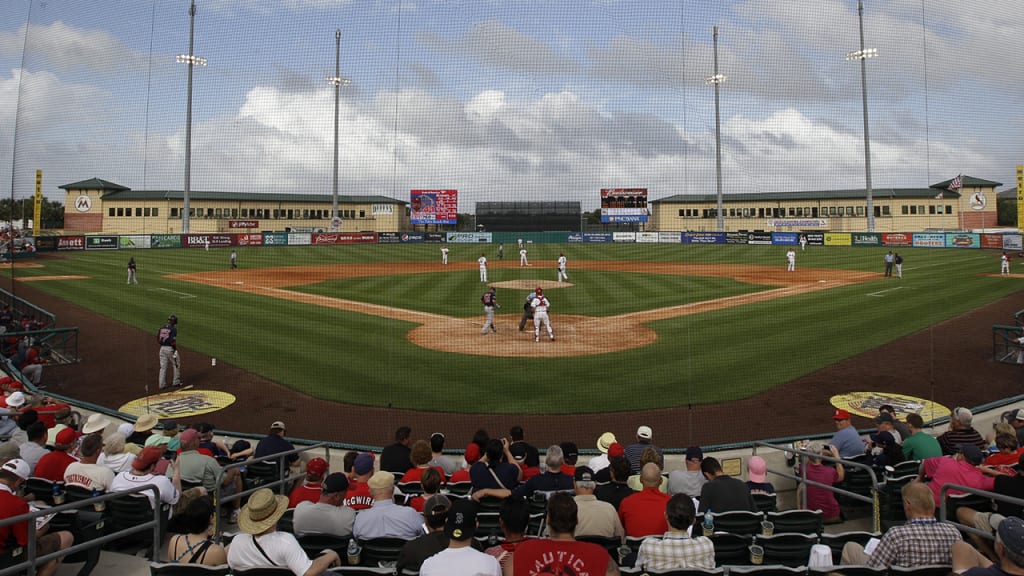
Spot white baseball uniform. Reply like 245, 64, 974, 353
441, 247, 449, 265
786, 249, 795, 272
531, 295, 554, 341
478, 255, 488, 282
557, 255, 568, 282
1002, 254, 1010, 275
800, 235, 807, 251
520, 249, 528, 267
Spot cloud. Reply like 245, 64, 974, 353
417, 19, 576, 76
0, 21, 151, 75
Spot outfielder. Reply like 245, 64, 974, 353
786, 248, 796, 272
519, 248, 529, 267
478, 253, 488, 282
530, 287, 554, 342
441, 247, 450, 265
1002, 252, 1011, 275
157, 314, 182, 389
557, 253, 568, 282
127, 257, 138, 285
480, 287, 500, 334
799, 234, 807, 251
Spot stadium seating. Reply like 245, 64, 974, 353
709, 532, 753, 566
809, 567, 884, 576
296, 533, 351, 557
888, 565, 954, 576
754, 533, 818, 567
148, 563, 230, 576
242, 461, 279, 490
710, 511, 764, 536
25, 476, 56, 505
729, 566, 808, 576
765, 510, 823, 535
818, 531, 880, 565
356, 537, 407, 567
753, 493, 778, 513
105, 493, 171, 555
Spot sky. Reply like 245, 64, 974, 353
1, 0, 1022, 211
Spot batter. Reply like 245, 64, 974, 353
530, 287, 554, 342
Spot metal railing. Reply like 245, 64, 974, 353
0, 483, 164, 576
993, 324, 1024, 364
938, 482, 1024, 540
0, 288, 56, 329
753, 440, 883, 532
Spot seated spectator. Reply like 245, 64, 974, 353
636, 493, 714, 571
668, 446, 707, 497
625, 425, 661, 475
97, 432, 136, 475
509, 425, 539, 468
427, 432, 456, 477
196, 423, 228, 459
698, 456, 757, 513
619, 462, 671, 537
420, 498, 502, 576
111, 445, 189, 512
227, 488, 340, 576
831, 409, 866, 459
879, 405, 913, 441
34, 427, 80, 481
343, 452, 375, 510
745, 455, 775, 495
166, 495, 227, 566
841, 481, 961, 567
127, 414, 157, 451
957, 452, 1024, 561
19, 420, 48, 473
254, 420, 298, 467
0, 459, 73, 576
874, 412, 903, 444
508, 492, 619, 576
293, 472, 354, 537
560, 442, 579, 477
408, 467, 442, 512
799, 442, 844, 523
352, 470, 424, 540
448, 443, 479, 485
595, 455, 636, 510
64, 434, 114, 492
380, 426, 413, 475
396, 494, 451, 574
341, 450, 357, 479
867, 430, 904, 469
573, 466, 624, 539
627, 447, 668, 493
81, 413, 111, 438
588, 432, 617, 474
510, 443, 540, 481
952, 516, 1024, 576
144, 419, 179, 450
509, 444, 573, 499
594, 442, 625, 484
400, 439, 445, 484
902, 413, 943, 461
469, 438, 520, 493
938, 407, 988, 455
44, 407, 72, 447
288, 456, 328, 508
484, 497, 531, 570
984, 433, 1024, 468
920, 444, 995, 508
115, 423, 141, 456
176, 428, 242, 523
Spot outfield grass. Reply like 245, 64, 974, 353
8, 243, 1018, 413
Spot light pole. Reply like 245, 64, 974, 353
847, 0, 877, 232
705, 26, 727, 233
177, 0, 206, 234
327, 29, 351, 226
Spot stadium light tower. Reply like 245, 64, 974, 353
176, 0, 206, 235
846, 0, 878, 232
327, 29, 351, 226
705, 26, 727, 233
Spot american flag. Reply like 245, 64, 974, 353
948, 174, 963, 191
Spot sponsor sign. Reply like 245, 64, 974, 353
803, 232, 825, 246
580, 232, 613, 243
378, 232, 401, 244
56, 236, 85, 251
945, 233, 980, 248
311, 232, 377, 245
288, 233, 311, 246
85, 236, 118, 250
1004, 234, 1023, 251
767, 218, 827, 228
851, 232, 881, 247
612, 232, 636, 243
229, 220, 258, 229
151, 234, 182, 249
234, 233, 263, 246
601, 188, 648, 223
726, 232, 748, 245
831, 391, 948, 422
771, 232, 799, 245
636, 232, 659, 243
567, 233, 583, 243
118, 235, 151, 249
747, 231, 772, 245
372, 204, 395, 215
119, 390, 236, 419
912, 233, 945, 248
446, 232, 492, 243
411, 190, 457, 224
682, 232, 726, 244
262, 232, 289, 245
658, 232, 681, 243
74, 195, 92, 212
184, 234, 232, 248
823, 233, 851, 246
981, 234, 1005, 250
34, 236, 57, 252
423, 232, 447, 244
399, 232, 424, 243
882, 233, 912, 247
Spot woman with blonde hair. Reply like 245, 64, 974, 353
97, 432, 136, 474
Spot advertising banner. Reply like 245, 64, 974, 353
882, 233, 913, 247
747, 232, 772, 245
151, 234, 181, 249
423, 232, 446, 244
980, 234, 1005, 250
184, 234, 232, 248
399, 232, 425, 243
583, 232, 613, 243
600, 188, 648, 223
287, 233, 311, 246
312, 232, 377, 245
410, 190, 458, 224
56, 236, 85, 251
262, 232, 289, 246
229, 220, 259, 229
85, 236, 118, 250
824, 233, 852, 246
851, 232, 881, 247
636, 232, 659, 243
766, 218, 828, 228
1004, 234, 1023, 251
567, 233, 584, 243
34, 237, 57, 252
682, 232, 726, 244
234, 233, 263, 246
612, 232, 636, 242
726, 232, 747, 244
378, 232, 401, 244
804, 232, 825, 246
446, 232, 492, 243
945, 233, 980, 248
771, 232, 799, 245
658, 232, 681, 243
118, 235, 151, 249
912, 233, 945, 248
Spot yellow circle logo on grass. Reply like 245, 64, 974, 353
831, 392, 949, 421
118, 390, 236, 419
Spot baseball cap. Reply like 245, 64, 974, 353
133, 446, 165, 471
270, 421, 286, 431
874, 412, 895, 425
596, 432, 616, 454
747, 456, 768, 483
870, 431, 896, 445
607, 442, 625, 458
998, 516, 1024, 556
832, 409, 851, 420
1, 459, 30, 480
510, 443, 528, 463
445, 498, 478, 541
5, 392, 25, 408
367, 470, 395, 491
958, 444, 985, 466
55, 427, 81, 447
560, 442, 578, 460
161, 419, 178, 432
307, 457, 328, 476
464, 443, 481, 464
574, 466, 595, 483
637, 425, 652, 440
353, 453, 375, 475
424, 494, 451, 523
1013, 409, 1024, 422
178, 428, 199, 446
322, 472, 349, 494
686, 446, 703, 461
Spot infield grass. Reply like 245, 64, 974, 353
7, 243, 1020, 413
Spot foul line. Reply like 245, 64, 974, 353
867, 286, 905, 297
149, 287, 196, 299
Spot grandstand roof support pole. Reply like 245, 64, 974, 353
847, 0, 878, 232
176, 0, 206, 235
328, 30, 351, 224
706, 26, 727, 233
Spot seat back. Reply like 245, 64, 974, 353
149, 562, 231, 576
445, 481, 472, 496
575, 535, 621, 564
756, 533, 818, 567
810, 567, 884, 576
886, 460, 921, 478
818, 531, 881, 565
277, 508, 295, 535
296, 533, 350, 557
358, 536, 408, 566
710, 511, 764, 536
231, 569, 294, 576
752, 493, 778, 513
106, 493, 169, 552
881, 475, 916, 526
243, 461, 280, 490
25, 477, 56, 505
888, 565, 954, 576
708, 532, 752, 566
66, 483, 97, 502
729, 566, 808, 576
766, 510, 824, 535
396, 481, 422, 496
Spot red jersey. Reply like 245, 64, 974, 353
399, 466, 446, 484
344, 480, 373, 510
0, 487, 29, 553
518, 465, 541, 481
512, 538, 610, 576
618, 487, 670, 537
34, 451, 77, 482
289, 482, 323, 508
449, 469, 471, 484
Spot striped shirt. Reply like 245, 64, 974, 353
636, 531, 715, 572
867, 518, 961, 568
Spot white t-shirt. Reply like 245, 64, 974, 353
420, 546, 501, 576
227, 532, 312, 576
110, 470, 180, 510
98, 452, 137, 475
64, 462, 115, 492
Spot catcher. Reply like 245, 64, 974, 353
518, 291, 534, 332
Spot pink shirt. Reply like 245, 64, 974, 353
923, 456, 995, 507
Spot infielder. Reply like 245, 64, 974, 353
480, 287, 500, 334
519, 248, 529, 267
127, 257, 138, 285
530, 287, 554, 342
786, 248, 796, 272
557, 253, 568, 282
157, 314, 182, 389
441, 247, 449, 265
478, 253, 488, 282
1002, 252, 1011, 275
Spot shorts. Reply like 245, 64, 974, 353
37, 532, 63, 557
972, 511, 1006, 534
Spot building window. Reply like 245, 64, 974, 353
758, 208, 764, 218
215, 208, 222, 218
171, 208, 178, 218
804, 207, 811, 216
856, 206, 863, 216
811, 207, 818, 217
117, 208, 124, 216
846, 207, 854, 216
796, 207, 803, 217
144, 207, 151, 217
360, 210, 365, 218
902, 206, 909, 215
882, 206, 891, 216
108, 208, 115, 217
946, 205, 952, 214
153, 208, 159, 217
232, 209, 238, 218
918, 205, 925, 215
133, 207, 140, 217
273, 209, 280, 219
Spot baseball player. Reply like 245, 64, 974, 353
786, 248, 796, 272
519, 247, 529, 267
127, 257, 138, 285
480, 287, 500, 334
799, 234, 807, 251
478, 253, 488, 282
497, 243, 504, 260
230, 250, 238, 269
894, 252, 903, 279
1002, 252, 1011, 275
530, 287, 554, 342
441, 247, 450, 265
518, 292, 534, 331
557, 253, 568, 282
157, 315, 182, 389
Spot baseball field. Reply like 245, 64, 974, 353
6, 243, 1020, 418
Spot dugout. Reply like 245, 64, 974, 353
476, 201, 581, 232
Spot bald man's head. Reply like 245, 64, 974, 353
640, 462, 662, 487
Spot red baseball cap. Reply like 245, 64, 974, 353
307, 457, 328, 475
607, 442, 625, 457
832, 409, 851, 420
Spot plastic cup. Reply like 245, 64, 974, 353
761, 521, 774, 536
749, 545, 764, 565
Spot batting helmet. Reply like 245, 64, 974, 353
535, 287, 543, 295
167, 315, 178, 324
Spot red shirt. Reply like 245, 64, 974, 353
0, 486, 29, 552
518, 464, 541, 481
512, 538, 610, 576
618, 487, 670, 537
399, 466, 445, 484
449, 469, 471, 484
343, 480, 373, 511
985, 449, 1024, 467
289, 482, 322, 508
923, 456, 995, 507
409, 495, 425, 512
34, 451, 77, 482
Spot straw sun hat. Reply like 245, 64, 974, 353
238, 488, 289, 535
